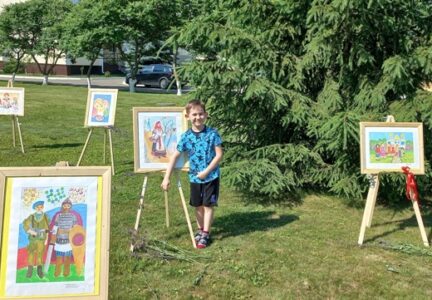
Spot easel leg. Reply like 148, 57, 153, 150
176, 173, 197, 248
108, 128, 115, 175
11, 116, 16, 148
366, 175, 379, 228
358, 175, 379, 245
164, 190, 170, 228
103, 129, 107, 164
77, 128, 93, 166
15, 116, 25, 154
412, 200, 429, 247
130, 176, 148, 252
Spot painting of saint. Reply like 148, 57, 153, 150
134, 108, 188, 172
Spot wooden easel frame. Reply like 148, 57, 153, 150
77, 127, 115, 175
3, 80, 25, 153
358, 116, 429, 246
130, 170, 197, 252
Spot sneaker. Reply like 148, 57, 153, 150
197, 234, 210, 249
194, 230, 202, 242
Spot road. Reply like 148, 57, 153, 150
0, 74, 191, 94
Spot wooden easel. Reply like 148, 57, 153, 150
358, 115, 429, 247
77, 126, 115, 175
5, 80, 25, 153
130, 170, 197, 252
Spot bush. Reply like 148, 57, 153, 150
104, 71, 111, 77
1, 59, 25, 74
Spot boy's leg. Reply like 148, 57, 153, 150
203, 206, 214, 233
195, 206, 204, 230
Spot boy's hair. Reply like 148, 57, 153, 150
185, 99, 206, 114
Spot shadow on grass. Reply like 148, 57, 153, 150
32, 143, 82, 149
212, 211, 299, 240
363, 207, 432, 244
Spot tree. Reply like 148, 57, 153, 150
9, 0, 73, 85
0, 2, 30, 83
110, 0, 178, 92
173, 0, 432, 203
62, 0, 118, 88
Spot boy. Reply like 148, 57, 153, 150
161, 99, 223, 248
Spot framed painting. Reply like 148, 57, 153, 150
133, 107, 188, 173
0, 167, 111, 300
84, 89, 118, 127
0, 88, 25, 116
360, 122, 424, 174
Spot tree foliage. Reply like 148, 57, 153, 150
174, 0, 432, 202
0, 2, 29, 82
62, 0, 118, 87
0, 0, 73, 85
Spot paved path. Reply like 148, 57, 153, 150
0, 75, 190, 94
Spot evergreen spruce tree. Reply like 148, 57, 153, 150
174, 0, 432, 202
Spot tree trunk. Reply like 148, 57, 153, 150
42, 74, 49, 85
129, 78, 136, 93
11, 73, 16, 84
86, 60, 95, 89
172, 44, 182, 96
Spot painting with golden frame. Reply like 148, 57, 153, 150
0, 88, 25, 116
84, 89, 118, 127
0, 167, 111, 300
133, 107, 188, 173
360, 122, 424, 174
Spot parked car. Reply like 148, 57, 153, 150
125, 64, 175, 89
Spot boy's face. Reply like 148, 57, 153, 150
186, 105, 208, 130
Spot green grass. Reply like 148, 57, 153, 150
1, 83, 432, 299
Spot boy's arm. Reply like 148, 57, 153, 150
161, 150, 182, 190
197, 145, 223, 180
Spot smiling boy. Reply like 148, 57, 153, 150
161, 99, 223, 248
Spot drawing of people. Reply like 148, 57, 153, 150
92, 98, 109, 122
0, 92, 11, 108
150, 121, 166, 157
22, 200, 50, 278
49, 198, 83, 277
380, 144, 386, 157
374, 144, 380, 158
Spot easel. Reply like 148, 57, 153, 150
130, 170, 197, 252
77, 126, 115, 175
358, 115, 429, 247
4, 80, 25, 153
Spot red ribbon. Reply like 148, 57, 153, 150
401, 166, 419, 202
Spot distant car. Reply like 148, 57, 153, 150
125, 64, 175, 89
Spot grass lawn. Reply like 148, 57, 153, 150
1, 83, 432, 299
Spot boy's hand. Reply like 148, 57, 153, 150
161, 179, 170, 191
197, 170, 209, 180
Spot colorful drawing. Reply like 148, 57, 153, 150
133, 107, 188, 173
85, 88, 118, 127
91, 96, 111, 123
360, 122, 424, 174
0, 167, 111, 299
0, 88, 25, 116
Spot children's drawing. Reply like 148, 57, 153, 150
133, 107, 188, 173
360, 122, 424, 174
0, 176, 100, 297
0, 88, 25, 116
84, 89, 118, 127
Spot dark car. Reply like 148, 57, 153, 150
125, 64, 174, 89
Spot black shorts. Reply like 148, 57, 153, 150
190, 178, 219, 207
